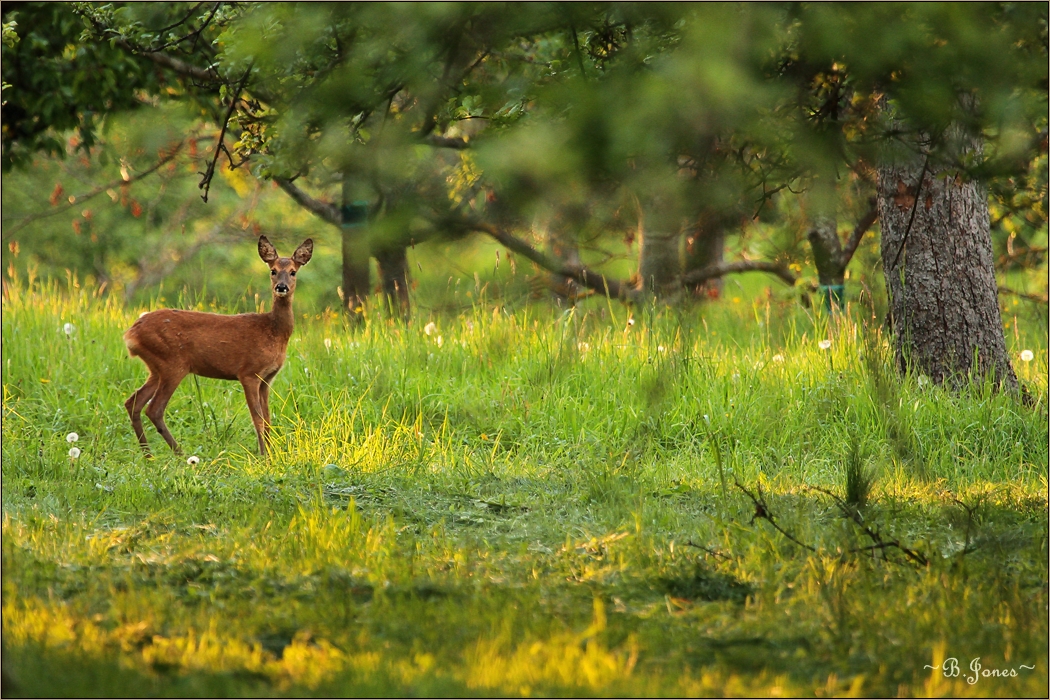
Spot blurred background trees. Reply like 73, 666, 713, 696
2, 2, 1046, 387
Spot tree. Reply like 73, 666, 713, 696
793, 3, 1047, 390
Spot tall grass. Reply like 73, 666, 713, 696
2, 276, 1047, 697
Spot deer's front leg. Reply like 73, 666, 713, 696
239, 375, 268, 456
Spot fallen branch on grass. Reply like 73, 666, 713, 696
733, 479, 817, 552
733, 478, 930, 567
806, 485, 929, 566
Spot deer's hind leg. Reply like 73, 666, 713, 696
126, 373, 160, 454
144, 371, 188, 454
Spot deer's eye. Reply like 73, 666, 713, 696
271, 270, 276, 276
290, 271, 296, 276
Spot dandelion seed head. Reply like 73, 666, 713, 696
187, 455, 200, 466
424, 322, 437, 336
818, 339, 832, 350
627, 318, 635, 326
66, 432, 79, 443
917, 375, 930, 388
63, 323, 75, 336
1020, 349, 1034, 362
324, 338, 332, 350
68, 447, 81, 459
658, 345, 666, 353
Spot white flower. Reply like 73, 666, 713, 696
1020, 349, 1034, 362
818, 339, 832, 350
627, 318, 635, 326
424, 322, 437, 336
324, 338, 332, 350
66, 432, 79, 443
63, 323, 75, 336
68, 447, 81, 459
187, 455, 200, 466
772, 354, 784, 363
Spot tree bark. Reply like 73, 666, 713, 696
637, 202, 681, 296
877, 139, 1019, 391
340, 179, 371, 320
374, 245, 411, 321
684, 209, 729, 299
807, 213, 846, 310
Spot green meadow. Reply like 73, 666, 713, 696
2, 274, 1047, 697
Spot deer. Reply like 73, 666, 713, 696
123, 236, 313, 456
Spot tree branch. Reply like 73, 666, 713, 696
681, 260, 798, 287
114, 38, 217, 83
4, 141, 191, 236
840, 196, 879, 268
466, 220, 640, 301
273, 178, 342, 227
997, 286, 1048, 305
198, 67, 251, 202
424, 134, 471, 149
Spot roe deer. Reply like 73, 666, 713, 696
124, 236, 313, 456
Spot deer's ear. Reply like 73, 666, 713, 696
292, 239, 313, 266
258, 236, 279, 263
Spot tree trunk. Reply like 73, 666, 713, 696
637, 203, 681, 296
340, 180, 370, 320
876, 141, 1018, 391
684, 209, 729, 299
539, 215, 583, 302
374, 245, 411, 321
807, 214, 846, 310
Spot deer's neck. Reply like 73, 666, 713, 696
269, 295, 295, 339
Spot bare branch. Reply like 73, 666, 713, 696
273, 178, 342, 227
733, 479, 818, 552
467, 220, 640, 301
840, 196, 879, 267
199, 67, 252, 202
682, 260, 798, 288
114, 38, 217, 83
807, 485, 929, 566
998, 286, 1048, 305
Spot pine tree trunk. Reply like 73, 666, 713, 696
541, 216, 582, 302
637, 204, 681, 296
340, 180, 370, 320
876, 141, 1018, 391
807, 214, 846, 310
684, 209, 728, 299
375, 245, 411, 321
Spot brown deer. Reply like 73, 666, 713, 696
124, 236, 313, 456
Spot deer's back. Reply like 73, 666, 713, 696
125, 309, 288, 381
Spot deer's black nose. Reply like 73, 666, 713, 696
275, 283, 289, 294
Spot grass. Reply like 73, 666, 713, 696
2, 274, 1048, 697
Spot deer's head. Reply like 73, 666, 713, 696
258, 236, 313, 299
